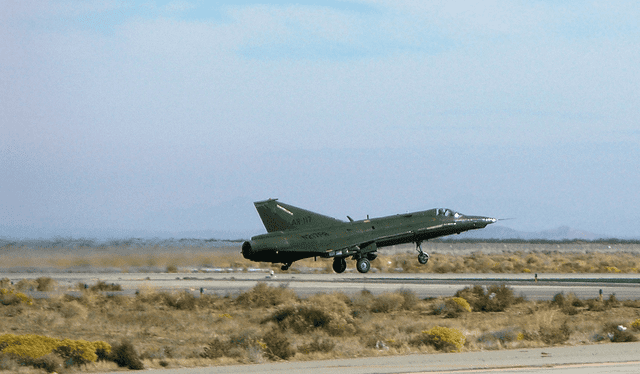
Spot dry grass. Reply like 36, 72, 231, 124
1, 283, 640, 373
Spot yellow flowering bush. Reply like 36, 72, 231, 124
0, 334, 60, 358
631, 319, 640, 331
423, 326, 466, 352
451, 297, 472, 312
0, 333, 111, 366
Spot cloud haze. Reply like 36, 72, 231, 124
2, 1, 639, 239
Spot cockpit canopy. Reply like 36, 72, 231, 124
436, 208, 462, 218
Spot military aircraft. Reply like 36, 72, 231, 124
241, 199, 496, 273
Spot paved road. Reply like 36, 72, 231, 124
2, 272, 639, 300
99, 342, 640, 374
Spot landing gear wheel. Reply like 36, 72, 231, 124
356, 258, 371, 274
415, 240, 430, 265
332, 258, 347, 274
281, 263, 291, 271
418, 252, 429, 265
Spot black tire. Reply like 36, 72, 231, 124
332, 258, 347, 273
418, 253, 429, 265
356, 258, 371, 273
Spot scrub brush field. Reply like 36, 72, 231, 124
1, 280, 640, 373
1, 240, 640, 373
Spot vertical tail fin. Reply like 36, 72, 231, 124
254, 199, 343, 233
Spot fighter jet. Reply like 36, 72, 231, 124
241, 199, 496, 273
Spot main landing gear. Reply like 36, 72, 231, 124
281, 262, 292, 271
356, 257, 371, 274
416, 241, 430, 265
332, 257, 347, 273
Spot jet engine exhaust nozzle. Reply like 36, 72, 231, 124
241, 241, 254, 259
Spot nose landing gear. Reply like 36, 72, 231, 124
281, 263, 292, 271
416, 241, 430, 265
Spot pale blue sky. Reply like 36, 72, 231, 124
1, 1, 639, 239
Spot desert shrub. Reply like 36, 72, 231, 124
196, 294, 222, 309
89, 281, 122, 292
35, 277, 57, 292
552, 293, 580, 315
631, 319, 640, 332
455, 284, 518, 312
298, 336, 336, 354
350, 289, 375, 317
603, 323, 638, 342
622, 299, 640, 308
137, 291, 197, 310
477, 328, 520, 346
166, 264, 178, 273
94, 341, 112, 361
59, 300, 88, 319
605, 294, 620, 308
201, 330, 261, 359
262, 328, 294, 360
539, 321, 571, 345
551, 292, 566, 307
371, 292, 404, 313
165, 291, 197, 310
433, 297, 471, 318
110, 340, 144, 370
0, 290, 20, 306
265, 293, 357, 336
0, 352, 19, 371
265, 305, 331, 332
236, 283, 298, 308
15, 279, 37, 291
30, 353, 63, 373
0, 288, 33, 306
561, 304, 579, 315
201, 337, 238, 359
0, 278, 10, 288
411, 326, 465, 352
397, 289, 419, 310
586, 298, 607, 311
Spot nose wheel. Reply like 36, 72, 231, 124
416, 241, 430, 265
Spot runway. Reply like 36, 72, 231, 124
3, 272, 640, 300
101, 342, 640, 374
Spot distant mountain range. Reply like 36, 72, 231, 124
3, 224, 632, 244
452, 225, 609, 241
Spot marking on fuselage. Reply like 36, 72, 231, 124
291, 215, 312, 226
301, 232, 330, 240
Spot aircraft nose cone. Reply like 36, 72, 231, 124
471, 216, 497, 228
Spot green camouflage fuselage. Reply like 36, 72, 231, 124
242, 200, 496, 267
